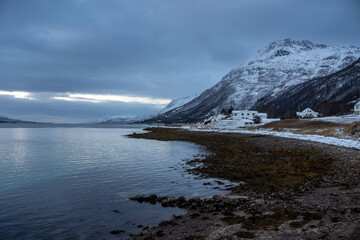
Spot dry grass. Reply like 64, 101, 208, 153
253, 119, 348, 130
343, 122, 360, 137
249, 119, 359, 140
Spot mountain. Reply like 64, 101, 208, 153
99, 94, 198, 124
0, 115, 34, 123
154, 94, 199, 116
147, 39, 360, 123
98, 114, 148, 124
253, 58, 360, 117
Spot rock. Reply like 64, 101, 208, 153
110, 230, 125, 234
129, 194, 140, 200
158, 196, 168, 202
351, 207, 360, 213
255, 199, 265, 205
177, 196, 186, 203
148, 194, 158, 201
213, 194, 223, 200
189, 197, 201, 201
161, 198, 170, 207
213, 194, 248, 202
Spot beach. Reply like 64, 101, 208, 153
127, 127, 360, 239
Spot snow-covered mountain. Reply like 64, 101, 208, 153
98, 94, 198, 123
98, 114, 148, 124
154, 94, 199, 116
147, 39, 360, 123
254, 58, 360, 116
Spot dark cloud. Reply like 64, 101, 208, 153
0, 0, 359, 122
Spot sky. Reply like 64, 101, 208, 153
0, 0, 359, 123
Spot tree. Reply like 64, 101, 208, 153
253, 115, 261, 124
220, 108, 227, 115
228, 106, 233, 115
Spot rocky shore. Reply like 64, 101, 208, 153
126, 127, 360, 239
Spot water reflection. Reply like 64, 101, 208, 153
0, 127, 233, 239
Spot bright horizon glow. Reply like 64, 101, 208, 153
0, 90, 34, 100
53, 93, 171, 105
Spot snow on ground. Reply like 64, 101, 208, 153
308, 114, 360, 124
181, 124, 360, 150
257, 118, 279, 125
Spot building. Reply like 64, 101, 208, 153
257, 113, 268, 119
355, 100, 360, 115
231, 110, 259, 120
296, 108, 319, 118
214, 118, 255, 129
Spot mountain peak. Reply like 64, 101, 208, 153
271, 38, 315, 48
261, 39, 319, 56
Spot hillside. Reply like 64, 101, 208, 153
0, 115, 34, 124
146, 39, 360, 123
254, 58, 360, 117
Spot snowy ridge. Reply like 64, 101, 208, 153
155, 94, 199, 116
99, 94, 198, 123
98, 114, 147, 123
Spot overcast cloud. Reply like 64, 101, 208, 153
0, 0, 359, 122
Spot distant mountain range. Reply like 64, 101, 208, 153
144, 39, 360, 123
0, 115, 34, 124
99, 94, 199, 124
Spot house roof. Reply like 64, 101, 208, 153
303, 107, 315, 112
232, 110, 258, 113
355, 100, 360, 106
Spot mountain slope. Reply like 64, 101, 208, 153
99, 95, 198, 123
0, 115, 34, 123
253, 58, 360, 116
147, 39, 360, 123
154, 94, 199, 116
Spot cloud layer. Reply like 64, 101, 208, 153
0, 0, 359, 122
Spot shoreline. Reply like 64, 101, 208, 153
181, 126, 360, 150
127, 127, 360, 239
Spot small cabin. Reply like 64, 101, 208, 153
355, 100, 360, 115
296, 108, 319, 118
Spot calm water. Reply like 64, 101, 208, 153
0, 126, 232, 239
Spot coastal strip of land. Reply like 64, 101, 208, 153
127, 127, 360, 240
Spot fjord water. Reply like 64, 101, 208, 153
0, 126, 230, 239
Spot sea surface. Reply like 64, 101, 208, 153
0, 125, 232, 239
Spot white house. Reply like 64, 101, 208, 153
231, 110, 259, 120
355, 100, 360, 115
227, 110, 268, 126
296, 108, 319, 118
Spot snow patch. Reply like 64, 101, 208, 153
181, 125, 360, 150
